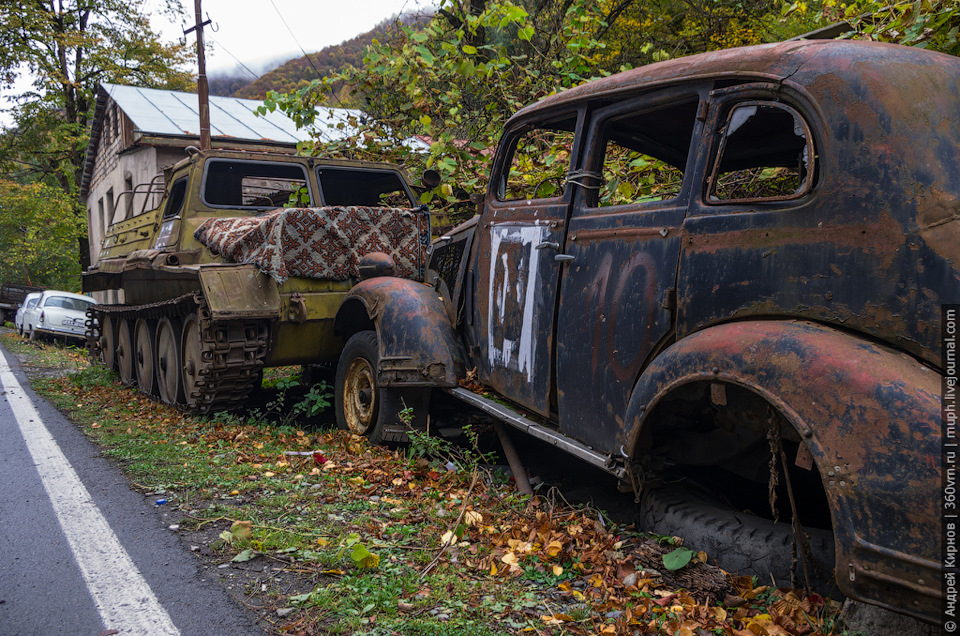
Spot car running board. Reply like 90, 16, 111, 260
444, 387, 628, 481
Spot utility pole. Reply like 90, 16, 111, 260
185, 0, 212, 150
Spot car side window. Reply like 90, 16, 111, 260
496, 117, 578, 202
589, 97, 699, 208
707, 102, 815, 203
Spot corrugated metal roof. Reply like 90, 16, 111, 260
101, 83, 360, 143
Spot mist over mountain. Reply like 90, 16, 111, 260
207, 12, 428, 101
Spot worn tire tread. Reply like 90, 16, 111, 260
638, 484, 839, 595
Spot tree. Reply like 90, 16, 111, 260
262, 0, 814, 227
0, 179, 83, 289
837, 0, 960, 55
0, 0, 194, 196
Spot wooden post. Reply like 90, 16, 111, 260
191, 0, 211, 150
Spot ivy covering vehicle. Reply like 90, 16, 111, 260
330, 40, 959, 623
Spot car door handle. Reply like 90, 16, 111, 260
554, 254, 575, 263
535, 241, 560, 251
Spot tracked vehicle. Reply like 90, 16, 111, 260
83, 148, 429, 413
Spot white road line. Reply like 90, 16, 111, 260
0, 351, 180, 636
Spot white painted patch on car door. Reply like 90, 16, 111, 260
487, 223, 548, 381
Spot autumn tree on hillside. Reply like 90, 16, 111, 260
0, 0, 194, 197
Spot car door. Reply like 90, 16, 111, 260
555, 87, 709, 451
468, 110, 584, 417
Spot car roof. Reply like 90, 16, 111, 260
40, 290, 94, 302
509, 39, 960, 123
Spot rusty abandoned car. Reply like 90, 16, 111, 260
83, 149, 430, 413
331, 40, 959, 623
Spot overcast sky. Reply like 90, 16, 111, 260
0, 0, 433, 128
161, 0, 434, 77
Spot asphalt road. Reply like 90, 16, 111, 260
0, 345, 264, 636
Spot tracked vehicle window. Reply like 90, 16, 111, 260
203, 160, 310, 209
592, 98, 698, 208
708, 102, 814, 203
497, 118, 577, 201
317, 167, 414, 207
163, 177, 188, 219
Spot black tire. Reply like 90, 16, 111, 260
336, 331, 389, 444
639, 483, 840, 595
336, 331, 432, 444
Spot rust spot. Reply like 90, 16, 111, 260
685, 213, 905, 271
915, 186, 960, 265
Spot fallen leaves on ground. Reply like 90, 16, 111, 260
16, 338, 847, 635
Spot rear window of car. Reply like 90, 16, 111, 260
44, 296, 94, 311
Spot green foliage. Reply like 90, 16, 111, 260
662, 546, 696, 571
839, 0, 960, 55
260, 0, 821, 229
296, 382, 333, 417
0, 179, 83, 289
405, 420, 494, 475
0, 0, 194, 194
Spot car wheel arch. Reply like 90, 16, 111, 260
621, 319, 942, 615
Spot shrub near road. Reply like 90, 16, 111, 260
4, 333, 853, 636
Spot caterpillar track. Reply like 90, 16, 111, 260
85, 292, 269, 414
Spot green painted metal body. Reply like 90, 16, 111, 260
83, 148, 422, 368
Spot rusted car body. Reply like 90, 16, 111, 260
83, 148, 429, 412
332, 40, 959, 622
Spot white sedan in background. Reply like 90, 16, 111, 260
21, 290, 95, 342
15, 292, 42, 336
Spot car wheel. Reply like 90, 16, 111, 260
28, 327, 37, 342
336, 331, 387, 443
638, 483, 839, 596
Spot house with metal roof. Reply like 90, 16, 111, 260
81, 82, 362, 270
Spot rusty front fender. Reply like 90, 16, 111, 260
334, 276, 466, 388
623, 320, 941, 622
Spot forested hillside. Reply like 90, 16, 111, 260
229, 16, 419, 101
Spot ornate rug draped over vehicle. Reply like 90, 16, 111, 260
194, 206, 430, 283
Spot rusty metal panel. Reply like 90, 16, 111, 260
623, 320, 942, 622
198, 265, 280, 319
556, 210, 684, 450
659, 47, 959, 371
339, 277, 465, 388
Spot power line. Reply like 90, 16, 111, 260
207, 36, 261, 81
267, 0, 325, 80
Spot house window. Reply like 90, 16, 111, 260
97, 198, 105, 245
707, 102, 815, 203
124, 175, 134, 217
106, 188, 115, 227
